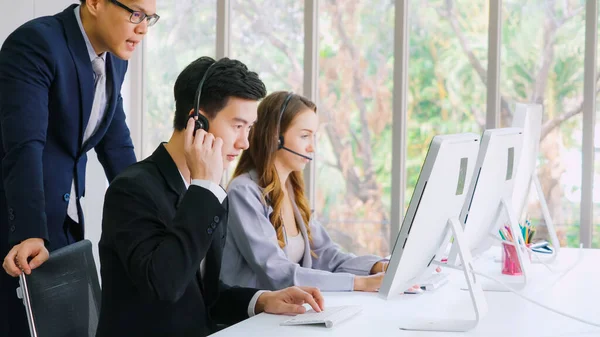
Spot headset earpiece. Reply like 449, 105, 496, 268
191, 59, 217, 135
195, 114, 209, 132
277, 92, 294, 149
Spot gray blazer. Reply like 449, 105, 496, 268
221, 171, 382, 291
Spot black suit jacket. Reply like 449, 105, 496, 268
96, 144, 258, 337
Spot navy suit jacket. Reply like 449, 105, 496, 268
0, 4, 136, 253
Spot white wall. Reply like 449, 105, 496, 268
0, 1, 128, 274
0, 1, 33, 43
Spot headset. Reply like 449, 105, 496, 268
277, 92, 312, 161
189, 60, 218, 135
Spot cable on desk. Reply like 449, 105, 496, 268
473, 269, 600, 329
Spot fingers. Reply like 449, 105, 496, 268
297, 287, 324, 312
277, 302, 307, 316
28, 248, 49, 270
184, 117, 196, 150
193, 129, 207, 149
2, 245, 21, 277
213, 137, 223, 152
16, 245, 32, 275
299, 287, 324, 311
201, 133, 215, 151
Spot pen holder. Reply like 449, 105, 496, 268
501, 242, 531, 275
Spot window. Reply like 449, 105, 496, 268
143, 0, 216, 158
230, 0, 304, 92
227, 0, 304, 179
407, 0, 486, 209
315, 0, 394, 257
594, 9, 600, 248
501, 0, 585, 247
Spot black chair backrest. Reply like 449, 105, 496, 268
20, 240, 101, 337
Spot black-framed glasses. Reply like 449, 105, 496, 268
109, 0, 160, 27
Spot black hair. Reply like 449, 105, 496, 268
173, 56, 267, 130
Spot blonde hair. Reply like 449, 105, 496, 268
233, 92, 317, 257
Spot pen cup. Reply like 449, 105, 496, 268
501, 242, 531, 275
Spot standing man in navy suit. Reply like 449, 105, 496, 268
0, 1, 159, 335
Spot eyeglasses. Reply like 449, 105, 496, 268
109, 0, 160, 27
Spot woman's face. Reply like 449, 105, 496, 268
276, 108, 318, 173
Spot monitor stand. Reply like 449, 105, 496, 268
476, 197, 532, 292
531, 173, 560, 261
399, 216, 488, 332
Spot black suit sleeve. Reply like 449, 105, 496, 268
103, 178, 226, 303
209, 280, 258, 325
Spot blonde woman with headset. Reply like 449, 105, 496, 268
221, 92, 418, 292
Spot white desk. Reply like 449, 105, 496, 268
213, 248, 600, 337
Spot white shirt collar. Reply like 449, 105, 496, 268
178, 171, 189, 189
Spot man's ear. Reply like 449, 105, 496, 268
83, 0, 103, 18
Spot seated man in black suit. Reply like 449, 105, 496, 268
96, 56, 324, 337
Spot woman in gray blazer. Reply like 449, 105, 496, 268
221, 92, 395, 292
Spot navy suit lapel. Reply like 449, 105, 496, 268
57, 5, 94, 149
82, 53, 119, 153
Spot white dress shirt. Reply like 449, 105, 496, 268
67, 6, 108, 223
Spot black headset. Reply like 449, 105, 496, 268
277, 92, 295, 149
190, 60, 218, 134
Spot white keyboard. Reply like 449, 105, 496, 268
280, 305, 362, 328
419, 272, 450, 291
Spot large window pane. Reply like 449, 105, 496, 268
316, 0, 393, 257
594, 8, 600, 249
501, 0, 585, 248
144, 1, 216, 158
230, 0, 304, 92
228, 0, 304, 180
407, 0, 487, 210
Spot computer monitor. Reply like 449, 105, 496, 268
450, 128, 529, 288
511, 104, 542, 220
379, 133, 487, 332
511, 103, 560, 253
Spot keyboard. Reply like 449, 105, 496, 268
280, 305, 362, 328
419, 272, 450, 291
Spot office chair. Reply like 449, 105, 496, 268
16, 240, 101, 337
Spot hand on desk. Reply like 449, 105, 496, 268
3, 238, 49, 277
255, 286, 324, 316
370, 261, 389, 274
359, 262, 443, 292
370, 261, 442, 275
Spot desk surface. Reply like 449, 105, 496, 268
213, 248, 600, 337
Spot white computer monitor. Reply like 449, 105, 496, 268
511, 103, 542, 220
450, 128, 528, 288
379, 133, 487, 332
511, 103, 560, 253
459, 128, 524, 256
